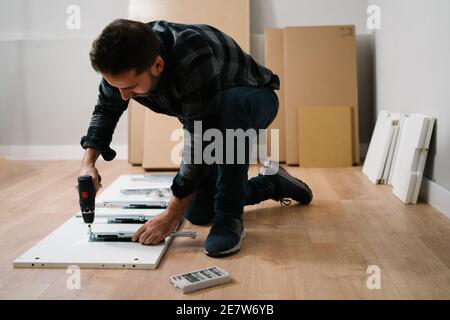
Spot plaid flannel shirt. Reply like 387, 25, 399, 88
81, 20, 279, 199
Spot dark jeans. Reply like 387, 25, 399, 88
184, 86, 279, 225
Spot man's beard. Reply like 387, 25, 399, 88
133, 72, 160, 97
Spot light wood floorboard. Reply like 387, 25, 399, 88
0, 159, 449, 299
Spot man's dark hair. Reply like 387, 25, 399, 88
90, 19, 160, 75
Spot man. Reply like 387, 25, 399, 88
79, 19, 313, 257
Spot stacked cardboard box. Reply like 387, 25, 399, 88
264, 29, 286, 163
265, 25, 359, 167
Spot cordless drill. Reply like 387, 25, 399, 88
78, 175, 101, 237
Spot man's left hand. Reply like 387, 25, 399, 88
132, 212, 179, 245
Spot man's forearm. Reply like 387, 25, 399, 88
81, 147, 101, 167
165, 193, 195, 223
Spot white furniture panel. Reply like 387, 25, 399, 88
14, 216, 173, 269
363, 111, 402, 184
96, 174, 175, 207
391, 114, 435, 204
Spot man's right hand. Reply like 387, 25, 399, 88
79, 165, 102, 194
78, 148, 102, 195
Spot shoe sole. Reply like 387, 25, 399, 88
204, 230, 246, 258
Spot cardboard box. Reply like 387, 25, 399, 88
130, 0, 249, 53
284, 26, 359, 165
142, 110, 183, 170
127, 99, 146, 165
264, 28, 286, 162
298, 106, 353, 167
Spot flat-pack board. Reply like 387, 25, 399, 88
14, 173, 178, 269
75, 207, 165, 224
391, 114, 435, 204
75, 207, 164, 219
142, 112, 183, 170
96, 174, 175, 207
284, 26, 359, 165
265, 28, 286, 162
13, 216, 174, 269
363, 110, 403, 184
128, 99, 146, 165
298, 105, 353, 167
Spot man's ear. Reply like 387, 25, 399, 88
151, 55, 164, 77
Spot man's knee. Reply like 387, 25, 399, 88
217, 88, 248, 128
183, 191, 215, 225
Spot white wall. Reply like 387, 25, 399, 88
0, 0, 129, 159
370, 0, 450, 194
0, 0, 376, 160
250, 0, 375, 148
251, 0, 369, 34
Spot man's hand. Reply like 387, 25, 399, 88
79, 165, 102, 194
78, 148, 102, 194
132, 212, 179, 245
132, 193, 195, 245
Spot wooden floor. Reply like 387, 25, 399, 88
0, 158, 449, 299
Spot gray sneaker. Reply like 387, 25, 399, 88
204, 214, 246, 257
261, 160, 313, 206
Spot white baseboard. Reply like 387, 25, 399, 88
0, 145, 128, 160
420, 177, 450, 219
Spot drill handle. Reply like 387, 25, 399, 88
78, 175, 97, 224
